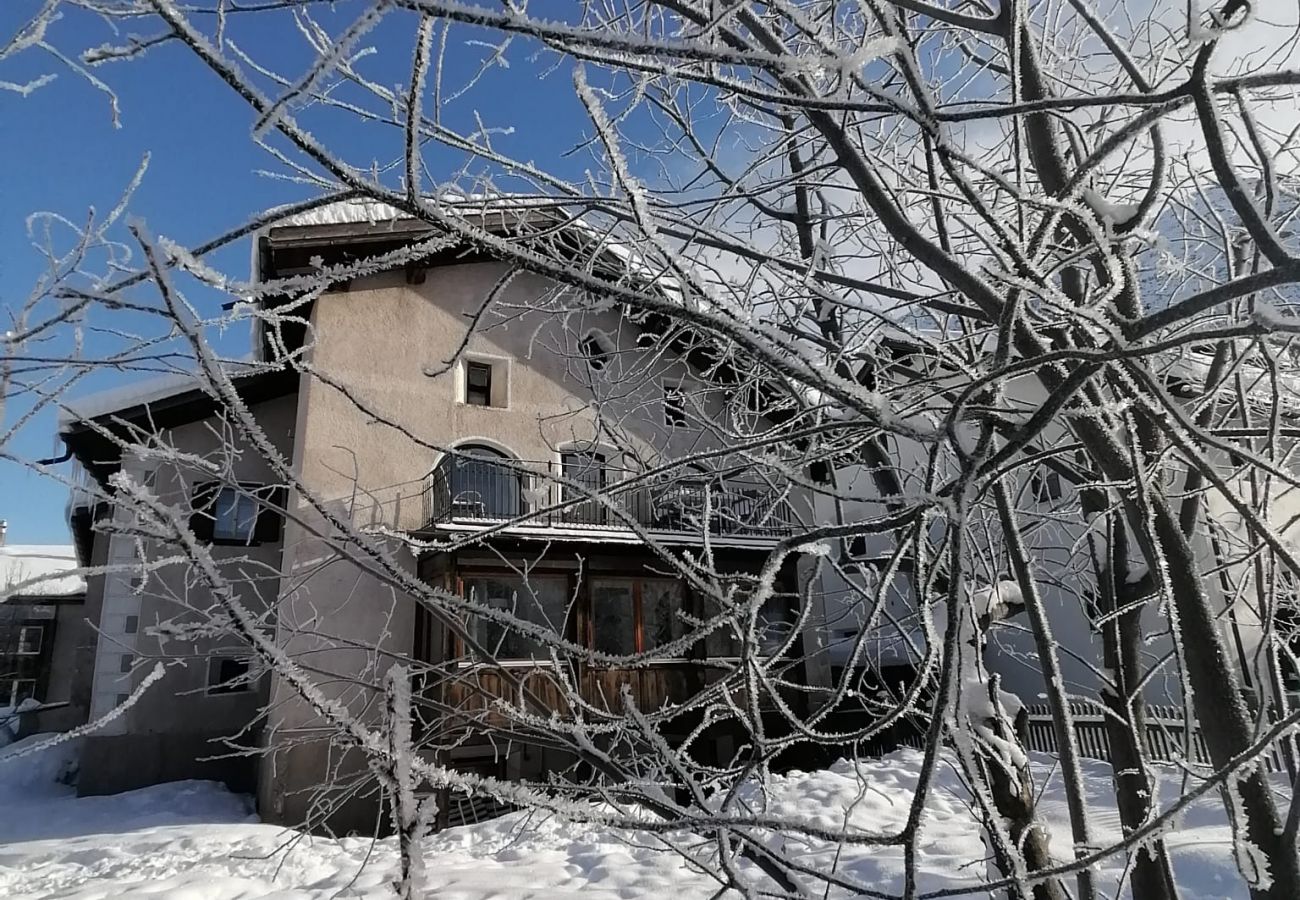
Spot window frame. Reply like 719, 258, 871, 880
190, 481, 285, 546
455, 572, 574, 665
9, 679, 36, 707
697, 590, 798, 661
588, 576, 690, 661
212, 487, 260, 543
465, 361, 493, 407
15, 625, 43, 656
206, 656, 253, 696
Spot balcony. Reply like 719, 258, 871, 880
423, 451, 795, 540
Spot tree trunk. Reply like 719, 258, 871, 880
976, 679, 1066, 900
1100, 583, 1180, 900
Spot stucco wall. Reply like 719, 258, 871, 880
80, 391, 296, 750
287, 263, 764, 529
257, 261, 813, 829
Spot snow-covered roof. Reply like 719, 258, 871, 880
261, 193, 568, 234
269, 197, 408, 230
0, 545, 85, 600
58, 361, 275, 431
59, 372, 208, 429
255, 193, 679, 291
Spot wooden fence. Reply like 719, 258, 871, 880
1021, 701, 1288, 772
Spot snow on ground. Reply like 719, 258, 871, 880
0, 732, 1252, 899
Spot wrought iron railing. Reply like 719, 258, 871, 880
424, 456, 794, 537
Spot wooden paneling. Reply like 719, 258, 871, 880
439, 664, 699, 727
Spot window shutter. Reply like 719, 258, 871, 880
189, 481, 218, 541
254, 485, 287, 543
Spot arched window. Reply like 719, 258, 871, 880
437, 444, 523, 520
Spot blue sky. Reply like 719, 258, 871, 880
0, 4, 599, 543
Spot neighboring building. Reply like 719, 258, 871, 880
0, 527, 90, 735
56, 200, 815, 831
810, 340, 1288, 714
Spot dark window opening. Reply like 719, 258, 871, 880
591, 580, 638, 656
207, 657, 252, 695
466, 361, 493, 407
16, 626, 42, 655
124, 615, 138, 635
462, 575, 570, 661
641, 581, 687, 653
1031, 470, 1063, 503
190, 482, 285, 545
580, 335, 611, 371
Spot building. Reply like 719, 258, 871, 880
0, 526, 90, 736
56, 199, 818, 831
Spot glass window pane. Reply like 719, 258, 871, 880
697, 592, 792, 657
465, 576, 568, 661
591, 581, 636, 656
757, 595, 797, 654
214, 487, 259, 541
700, 592, 741, 658
16, 626, 42, 655
642, 580, 686, 654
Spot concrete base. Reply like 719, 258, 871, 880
78, 732, 262, 798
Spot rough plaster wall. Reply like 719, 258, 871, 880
94, 392, 298, 736
290, 263, 800, 528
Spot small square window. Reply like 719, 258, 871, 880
119, 654, 133, 674
124, 615, 139, 635
207, 657, 252, 695
16, 626, 42, 655
115, 693, 130, 707
664, 384, 687, 427
465, 362, 493, 407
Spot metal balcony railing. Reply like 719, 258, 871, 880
424, 456, 794, 538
